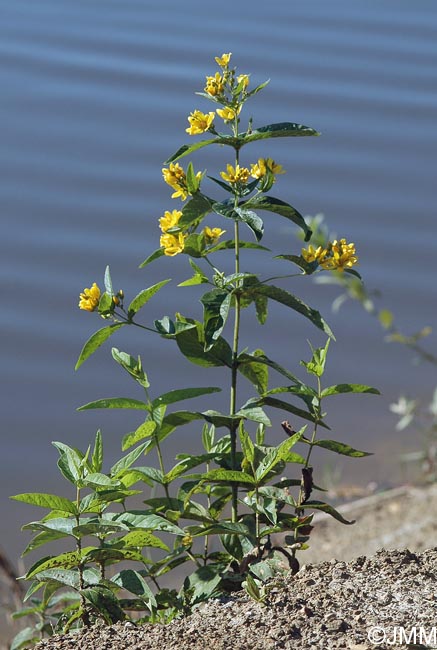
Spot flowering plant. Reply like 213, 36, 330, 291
12, 54, 378, 638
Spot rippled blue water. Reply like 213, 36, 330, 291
2, 1, 437, 560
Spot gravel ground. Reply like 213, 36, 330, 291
30, 484, 437, 650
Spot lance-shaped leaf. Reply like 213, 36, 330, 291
201, 289, 232, 350
251, 284, 334, 339
207, 240, 270, 255
111, 570, 156, 608
78, 397, 149, 411
110, 442, 149, 476
275, 254, 318, 275
127, 279, 170, 318
111, 348, 150, 388
243, 396, 330, 429
114, 530, 169, 551
11, 493, 78, 515
152, 386, 221, 409
75, 323, 125, 370
25, 549, 93, 579
308, 439, 372, 457
80, 585, 125, 624
237, 349, 269, 394
320, 383, 380, 397
139, 248, 165, 268
175, 319, 233, 367
238, 351, 305, 387
238, 122, 320, 145
178, 193, 213, 229
201, 469, 256, 485
299, 500, 355, 525
255, 430, 304, 482
234, 207, 264, 241
122, 421, 156, 451
244, 196, 312, 242
165, 138, 226, 164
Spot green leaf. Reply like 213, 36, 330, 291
111, 348, 150, 388
252, 285, 334, 339
201, 469, 255, 485
275, 254, 318, 275
321, 383, 380, 397
179, 259, 210, 287
110, 443, 149, 476
255, 431, 304, 482
121, 421, 156, 451
178, 193, 213, 229
165, 139, 221, 164
185, 162, 200, 194
244, 396, 329, 428
104, 265, 114, 296
237, 406, 271, 427
75, 323, 125, 370
239, 122, 320, 145
78, 397, 149, 411
201, 289, 232, 350
139, 247, 164, 268
11, 493, 78, 515
10, 627, 40, 650
127, 279, 170, 317
237, 349, 269, 394
111, 570, 156, 609
114, 512, 185, 535
91, 430, 103, 473
116, 530, 169, 551
175, 319, 232, 367
183, 565, 222, 605
302, 500, 355, 525
152, 386, 221, 409
26, 550, 89, 579
255, 294, 268, 324
237, 352, 304, 387
207, 240, 270, 254
244, 196, 312, 242
310, 439, 372, 457
234, 208, 264, 241
239, 424, 255, 465
301, 339, 331, 377
23, 517, 76, 537
82, 473, 122, 490
81, 585, 125, 623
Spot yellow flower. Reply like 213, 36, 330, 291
216, 106, 240, 122
204, 72, 224, 97
237, 74, 249, 89
250, 158, 285, 180
203, 226, 226, 244
78, 282, 101, 312
160, 232, 186, 257
301, 244, 327, 264
162, 163, 202, 201
320, 239, 358, 272
220, 163, 250, 184
159, 209, 183, 233
162, 162, 185, 187
186, 110, 215, 135
215, 52, 232, 68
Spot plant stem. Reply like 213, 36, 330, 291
229, 144, 241, 524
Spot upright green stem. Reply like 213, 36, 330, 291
230, 144, 241, 523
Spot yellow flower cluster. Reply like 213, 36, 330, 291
215, 52, 232, 68
78, 283, 101, 312
205, 71, 224, 97
162, 163, 201, 201
186, 110, 215, 135
203, 226, 226, 244
159, 209, 186, 257
220, 163, 250, 184
250, 158, 285, 180
301, 238, 358, 272
216, 106, 240, 122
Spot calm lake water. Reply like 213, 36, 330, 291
2, 0, 437, 567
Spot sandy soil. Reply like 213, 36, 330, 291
4, 483, 437, 650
